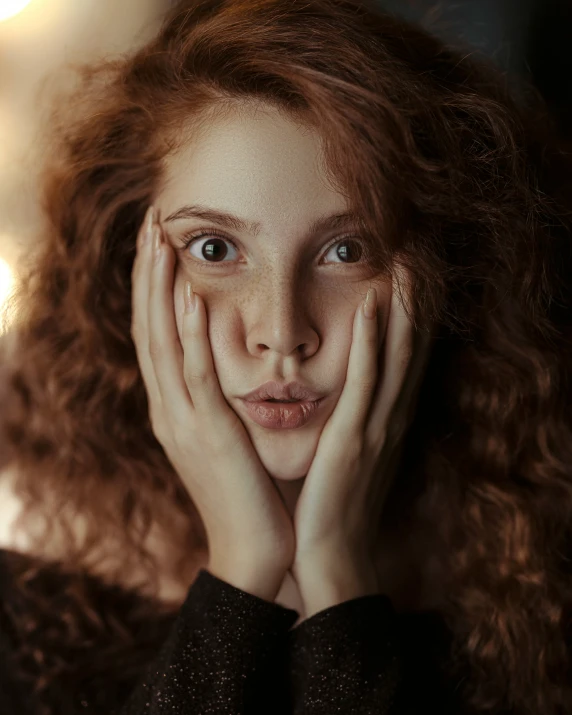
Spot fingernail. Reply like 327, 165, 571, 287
184, 280, 196, 313
144, 206, 154, 244
363, 287, 377, 319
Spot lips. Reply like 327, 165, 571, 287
238, 397, 326, 430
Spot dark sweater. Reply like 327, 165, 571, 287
0, 547, 464, 714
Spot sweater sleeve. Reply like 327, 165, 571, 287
118, 568, 299, 715
287, 595, 458, 715
288, 593, 405, 714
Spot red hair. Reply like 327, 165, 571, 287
1, 1, 571, 713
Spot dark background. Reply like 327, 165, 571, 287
378, 0, 572, 139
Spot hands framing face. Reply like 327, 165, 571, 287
132, 205, 432, 610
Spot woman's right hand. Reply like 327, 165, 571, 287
130, 206, 294, 601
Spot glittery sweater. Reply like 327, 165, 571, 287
0, 547, 463, 715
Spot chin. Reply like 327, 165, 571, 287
267, 466, 307, 481
248, 429, 319, 481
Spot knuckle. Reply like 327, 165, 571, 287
184, 364, 208, 386
364, 331, 377, 349
148, 338, 162, 360
184, 320, 202, 342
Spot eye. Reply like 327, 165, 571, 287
181, 231, 239, 263
322, 237, 364, 264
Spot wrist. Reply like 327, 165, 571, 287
207, 554, 287, 603
293, 554, 380, 618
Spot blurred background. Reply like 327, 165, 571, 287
0, 0, 570, 331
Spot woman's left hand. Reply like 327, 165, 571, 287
291, 265, 433, 617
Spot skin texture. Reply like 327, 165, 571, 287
155, 104, 392, 515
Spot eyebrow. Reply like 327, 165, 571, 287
163, 204, 358, 238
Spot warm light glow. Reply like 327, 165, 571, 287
0, 0, 33, 22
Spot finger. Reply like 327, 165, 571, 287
181, 286, 233, 420
365, 264, 416, 445
147, 220, 193, 419
324, 285, 380, 439
131, 206, 162, 409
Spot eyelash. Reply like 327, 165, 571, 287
176, 230, 366, 267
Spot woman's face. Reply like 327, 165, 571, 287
155, 104, 392, 481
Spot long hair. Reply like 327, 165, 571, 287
1, 1, 571, 713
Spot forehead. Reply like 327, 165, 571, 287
158, 103, 349, 233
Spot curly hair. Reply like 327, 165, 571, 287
1, 1, 571, 713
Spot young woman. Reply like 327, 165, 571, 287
0, 1, 571, 713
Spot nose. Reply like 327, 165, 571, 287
245, 279, 319, 361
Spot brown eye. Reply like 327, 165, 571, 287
325, 238, 364, 264
184, 233, 239, 263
